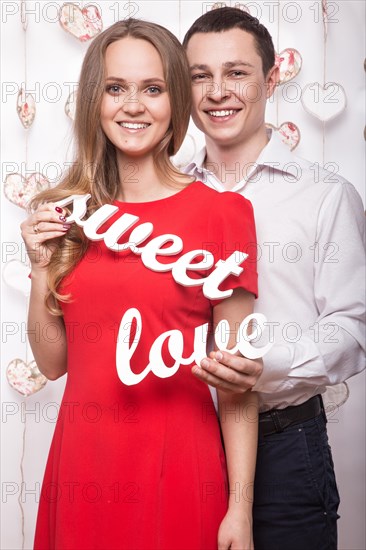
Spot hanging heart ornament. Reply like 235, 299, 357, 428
276, 48, 302, 85
59, 3, 103, 42
6, 359, 48, 397
266, 122, 301, 151
65, 89, 78, 120
17, 88, 36, 129
301, 82, 347, 122
2, 260, 31, 296
4, 173, 50, 209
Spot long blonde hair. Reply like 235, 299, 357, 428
30, 19, 192, 314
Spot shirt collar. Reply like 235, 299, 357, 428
184, 129, 301, 180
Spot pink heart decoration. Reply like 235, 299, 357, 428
301, 82, 347, 122
4, 173, 50, 209
65, 90, 77, 120
276, 48, 302, 85
6, 359, 48, 397
2, 260, 31, 296
266, 122, 301, 151
59, 3, 103, 42
17, 88, 36, 129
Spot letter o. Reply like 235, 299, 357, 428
282, 242, 302, 263
282, 2, 302, 22
43, 162, 62, 183
281, 82, 302, 103
42, 402, 60, 423
82, 402, 102, 423
82, 482, 102, 503
42, 82, 62, 103
282, 322, 301, 342
42, 2, 60, 22
82, 322, 102, 342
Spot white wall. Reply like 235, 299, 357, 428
1, 1, 365, 549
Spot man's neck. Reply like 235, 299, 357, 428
204, 129, 269, 190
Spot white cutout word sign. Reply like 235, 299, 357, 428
56, 194, 272, 385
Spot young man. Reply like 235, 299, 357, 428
183, 7, 365, 549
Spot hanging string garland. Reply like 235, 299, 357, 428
59, 2, 103, 42
301, 0, 346, 128
266, 4, 301, 150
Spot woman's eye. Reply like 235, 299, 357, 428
106, 84, 124, 94
146, 86, 161, 94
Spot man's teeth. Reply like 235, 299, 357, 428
208, 110, 236, 117
119, 122, 150, 129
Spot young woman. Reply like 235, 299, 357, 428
21, 19, 259, 550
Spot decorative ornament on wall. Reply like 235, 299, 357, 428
65, 89, 78, 120
59, 3, 103, 42
17, 88, 36, 129
276, 48, 302, 85
6, 359, 48, 397
266, 122, 300, 151
301, 82, 347, 122
4, 172, 50, 209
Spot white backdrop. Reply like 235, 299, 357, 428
1, 1, 365, 549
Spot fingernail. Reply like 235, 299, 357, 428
59, 215, 67, 222
62, 224, 71, 230
215, 351, 223, 361
200, 359, 209, 369
55, 206, 62, 213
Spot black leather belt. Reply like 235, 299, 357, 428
259, 395, 324, 437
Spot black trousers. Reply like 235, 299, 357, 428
253, 410, 340, 550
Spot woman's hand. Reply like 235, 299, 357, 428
20, 203, 72, 271
218, 508, 254, 550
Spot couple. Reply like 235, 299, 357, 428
22, 7, 365, 550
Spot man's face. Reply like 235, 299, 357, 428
186, 28, 277, 149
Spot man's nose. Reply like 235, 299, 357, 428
205, 79, 231, 102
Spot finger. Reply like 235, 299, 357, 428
31, 221, 71, 234
201, 357, 257, 386
34, 202, 70, 220
191, 365, 251, 393
214, 351, 263, 377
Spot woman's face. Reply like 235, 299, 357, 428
100, 37, 171, 160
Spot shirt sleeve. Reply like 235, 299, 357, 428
206, 191, 258, 305
254, 180, 366, 396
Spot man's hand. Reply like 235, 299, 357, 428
192, 351, 263, 393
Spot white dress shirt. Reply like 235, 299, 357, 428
183, 131, 365, 411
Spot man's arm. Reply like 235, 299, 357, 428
193, 181, 365, 394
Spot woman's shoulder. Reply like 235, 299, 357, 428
193, 181, 254, 213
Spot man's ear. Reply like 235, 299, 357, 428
265, 65, 280, 98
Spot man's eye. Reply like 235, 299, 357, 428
230, 71, 247, 77
192, 74, 208, 81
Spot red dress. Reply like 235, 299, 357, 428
34, 181, 257, 550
